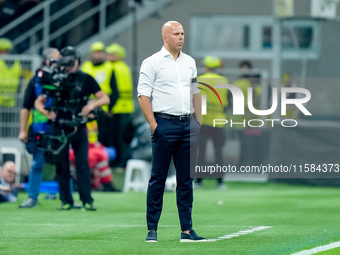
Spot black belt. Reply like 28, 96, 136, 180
154, 112, 192, 122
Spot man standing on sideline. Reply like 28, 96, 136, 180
106, 43, 134, 167
81, 41, 119, 148
195, 55, 229, 190
138, 21, 205, 242
0, 38, 22, 138
18, 48, 59, 208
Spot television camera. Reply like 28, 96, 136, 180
34, 56, 104, 163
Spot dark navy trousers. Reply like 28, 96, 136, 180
146, 115, 200, 231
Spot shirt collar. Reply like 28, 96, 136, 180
160, 46, 182, 59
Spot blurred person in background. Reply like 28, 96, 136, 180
0, 37, 14, 54
232, 60, 260, 167
195, 55, 229, 190
81, 41, 119, 148
237, 60, 261, 107
138, 21, 205, 243
18, 47, 59, 208
0, 38, 22, 138
232, 61, 252, 106
281, 72, 296, 99
281, 72, 297, 118
0, 161, 17, 203
106, 43, 134, 168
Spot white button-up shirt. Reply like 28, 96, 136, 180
137, 46, 199, 115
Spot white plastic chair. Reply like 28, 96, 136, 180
123, 159, 151, 192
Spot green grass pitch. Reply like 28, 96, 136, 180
1, 181, 340, 255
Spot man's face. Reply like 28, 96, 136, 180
1, 163, 16, 183
91, 51, 106, 64
46, 51, 60, 67
63, 59, 79, 74
164, 23, 184, 53
51, 51, 60, 62
107, 53, 119, 62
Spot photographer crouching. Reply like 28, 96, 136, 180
35, 46, 110, 210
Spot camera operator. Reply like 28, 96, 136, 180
18, 47, 60, 208
35, 46, 110, 211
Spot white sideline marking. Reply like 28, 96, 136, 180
291, 241, 340, 255
206, 226, 272, 242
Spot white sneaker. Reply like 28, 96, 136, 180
18, 198, 37, 208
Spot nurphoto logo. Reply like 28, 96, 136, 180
199, 82, 312, 128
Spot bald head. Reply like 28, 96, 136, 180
161, 21, 182, 36
161, 21, 184, 58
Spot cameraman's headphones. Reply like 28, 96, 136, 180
60, 46, 81, 65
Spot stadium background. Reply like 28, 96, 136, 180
1, 0, 340, 254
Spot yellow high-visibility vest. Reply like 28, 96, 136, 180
231, 78, 256, 128
198, 72, 229, 128
111, 60, 134, 114
0, 59, 22, 107
86, 120, 98, 144
81, 61, 113, 113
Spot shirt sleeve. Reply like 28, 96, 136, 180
85, 73, 101, 95
22, 78, 35, 110
191, 59, 200, 95
137, 58, 155, 97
